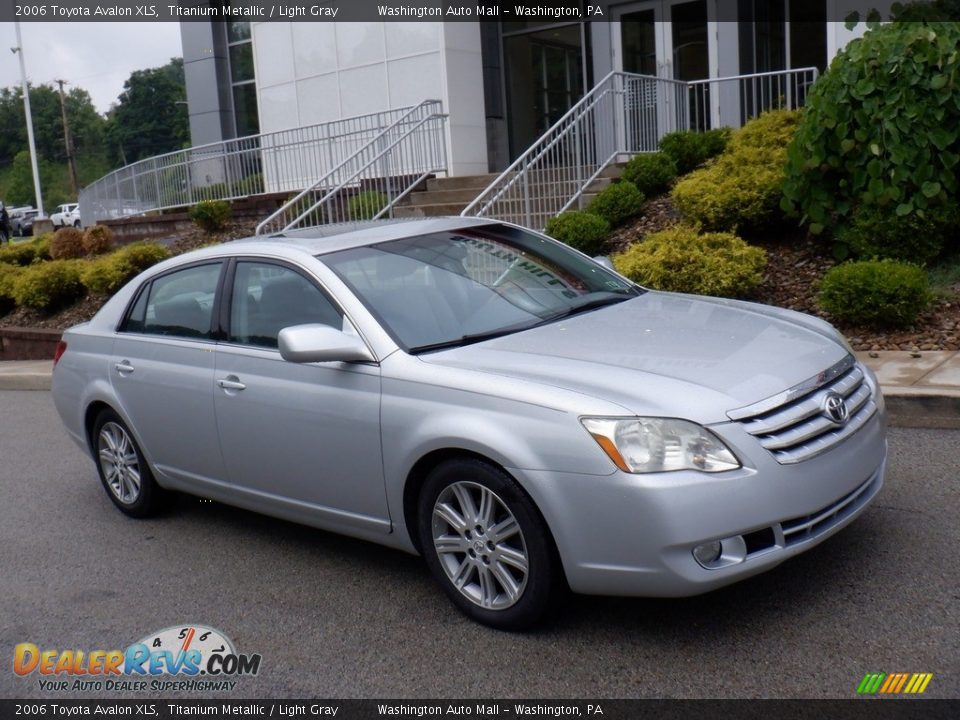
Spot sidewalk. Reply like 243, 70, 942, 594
1, 352, 958, 428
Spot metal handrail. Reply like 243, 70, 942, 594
78, 103, 443, 226
256, 102, 448, 235
462, 67, 819, 231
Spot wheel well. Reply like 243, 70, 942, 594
402, 449, 564, 579
83, 401, 113, 451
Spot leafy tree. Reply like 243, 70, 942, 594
105, 58, 189, 163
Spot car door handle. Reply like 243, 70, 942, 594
217, 376, 246, 391
114, 361, 135, 376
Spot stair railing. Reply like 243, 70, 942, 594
255, 100, 447, 235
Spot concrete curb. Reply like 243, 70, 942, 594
0, 361, 53, 391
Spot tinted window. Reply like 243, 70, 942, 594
132, 263, 222, 339
228, 262, 342, 349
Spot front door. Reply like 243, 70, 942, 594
212, 259, 389, 537
614, 0, 713, 133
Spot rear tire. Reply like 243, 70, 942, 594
92, 409, 165, 518
417, 458, 557, 630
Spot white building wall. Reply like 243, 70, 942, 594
250, 21, 487, 191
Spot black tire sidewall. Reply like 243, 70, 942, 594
417, 458, 555, 631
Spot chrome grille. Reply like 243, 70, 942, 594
730, 358, 878, 464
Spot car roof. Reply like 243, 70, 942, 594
228, 216, 505, 256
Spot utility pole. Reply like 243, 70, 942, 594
12, 22, 44, 217
55, 78, 79, 197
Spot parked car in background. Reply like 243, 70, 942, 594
51, 203, 81, 228
50, 218, 888, 630
11, 208, 39, 237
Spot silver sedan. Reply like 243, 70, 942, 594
52, 218, 887, 629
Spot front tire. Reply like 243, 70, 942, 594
417, 459, 557, 630
92, 410, 165, 518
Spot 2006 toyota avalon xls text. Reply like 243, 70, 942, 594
52, 218, 886, 629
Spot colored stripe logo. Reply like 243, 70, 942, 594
857, 673, 933, 694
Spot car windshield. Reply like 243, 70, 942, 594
320, 223, 643, 353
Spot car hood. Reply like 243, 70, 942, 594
420, 292, 849, 422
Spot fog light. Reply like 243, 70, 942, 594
692, 541, 722, 567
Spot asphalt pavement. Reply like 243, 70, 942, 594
0, 391, 957, 699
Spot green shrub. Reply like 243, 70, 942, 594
114, 243, 171, 274
587, 181, 645, 227
11, 260, 85, 311
348, 191, 389, 221
672, 110, 800, 233
31, 234, 52, 261
80, 255, 131, 295
82, 225, 115, 255
658, 127, 732, 175
782, 22, 960, 237
0, 242, 37, 266
49, 227, 86, 260
190, 200, 232, 233
79, 243, 170, 296
0, 263, 21, 313
544, 211, 611, 256
817, 260, 932, 327
613, 225, 767, 298
838, 204, 959, 265
621, 152, 678, 197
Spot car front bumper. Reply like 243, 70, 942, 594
511, 405, 887, 597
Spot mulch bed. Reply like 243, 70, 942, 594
2, 208, 958, 352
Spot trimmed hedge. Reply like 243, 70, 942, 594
82, 225, 115, 256
190, 200, 232, 233
50, 227, 86, 260
0, 263, 21, 313
838, 204, 959, 265
11, 260, 85, 311
348, 191, 389, 221
544, 211, 611, 256
587, 181, 645, 227
621, 152, 677, 198
817, 260, 931, 328
672, 110, 801, 233
613, 225, 767, 298
658, 127, 732, 175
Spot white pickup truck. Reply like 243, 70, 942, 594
51, 203, 81, 229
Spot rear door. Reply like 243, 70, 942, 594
212, 259, 388, 535
111, 261, 227, 487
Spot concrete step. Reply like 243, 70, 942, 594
394, 202, 471, 218
399, 187, 486, 206
426, 174, 500, 191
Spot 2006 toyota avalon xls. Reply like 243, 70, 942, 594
52, 218, 886, 629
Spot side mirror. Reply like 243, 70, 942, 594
277, 324, 375, 364
592, 255, 615, 270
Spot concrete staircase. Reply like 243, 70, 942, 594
393, 163, 627, 220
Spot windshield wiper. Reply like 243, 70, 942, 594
408, 323, 542, 354
536, 293, 631, 324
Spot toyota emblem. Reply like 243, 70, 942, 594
823, 392, 849, 424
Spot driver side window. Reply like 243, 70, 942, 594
229, 262, 343, 349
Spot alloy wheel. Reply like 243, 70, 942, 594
431, 481, 529, 610
97, 421, 142, 505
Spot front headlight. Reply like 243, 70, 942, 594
581, 417, 740, 474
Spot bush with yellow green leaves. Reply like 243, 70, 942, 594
0, 241, 38, 266
613, 225, 767, 298
671, 110, 800, 234
0, 263, 22, 314
81, 242, 171, 296
11, 260, 85, 311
